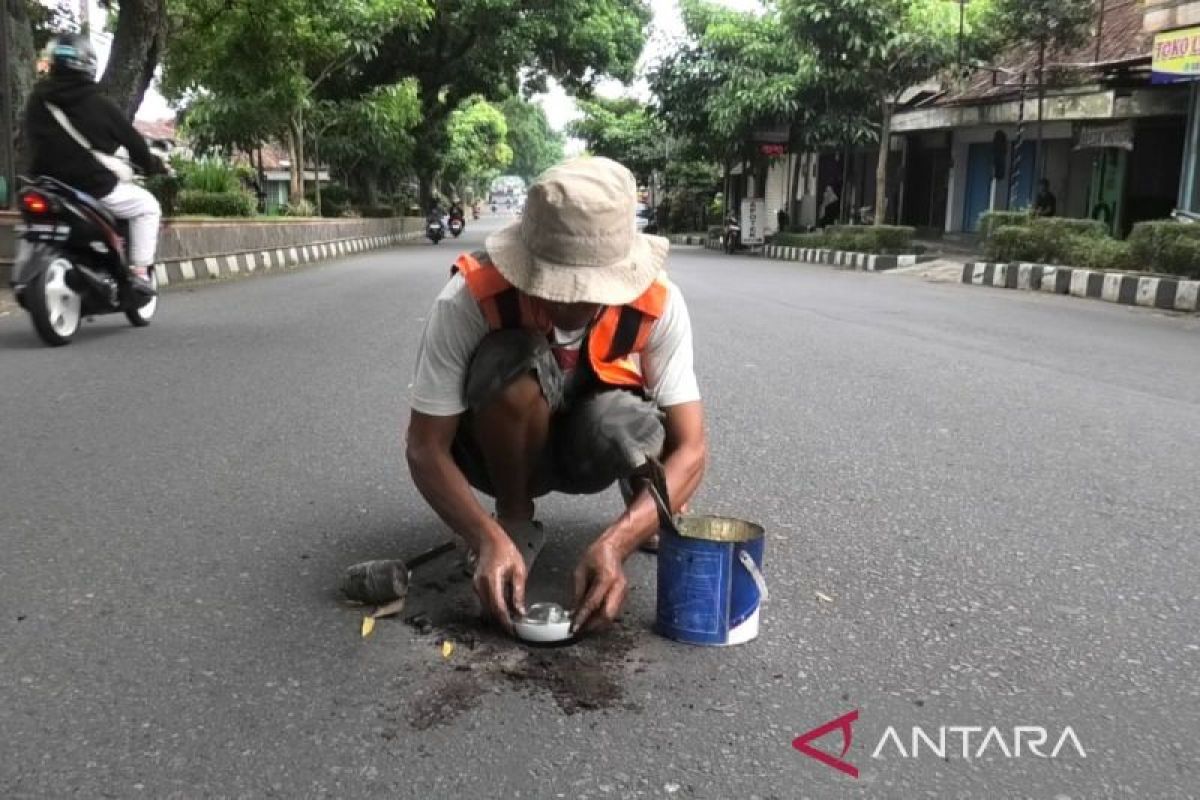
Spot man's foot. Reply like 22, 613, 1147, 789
128, 266, 156, 297
461, 519, 547, 576
499, 519, 546, 571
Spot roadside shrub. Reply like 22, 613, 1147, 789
773, 231, 830, 248
870, 224, 916, 252
984, 225, 1063, 263
176, 190, 256, 217
306, 183, 353, 218
979, 210, 1029, 240
1063, 236, 1134, 272
144, 173, 181, 217
1029, 216, 1108, 240
1161, 238, 1200, 278
357, 204, 397, 218
1129, 221, 1200, 277
177, 157, 241, 194
822, 224, 916, 254
280, 200, 316, 217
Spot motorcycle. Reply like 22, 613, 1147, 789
448, 215, 465, 238
9, 175, 159, 347
426, 218, 446, 244
723, 216, 741, 255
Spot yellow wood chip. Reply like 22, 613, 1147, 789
361, 616, 376, 638
441, 640, 454, 659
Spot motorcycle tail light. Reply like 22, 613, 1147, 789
22, 192, 50, 215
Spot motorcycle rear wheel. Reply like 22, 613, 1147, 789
27, 256, 81, 346
125, 266, 159, 328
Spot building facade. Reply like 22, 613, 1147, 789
891, 0, 1190, 237
1147, 0, 1200, 212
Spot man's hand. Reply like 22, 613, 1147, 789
571, 538, 630, 634
473, 533, 527, 634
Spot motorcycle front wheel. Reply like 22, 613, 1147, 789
27, 256, 82, 346
125, 266, 159, 328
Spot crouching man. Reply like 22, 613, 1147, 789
405, 158, 706, 634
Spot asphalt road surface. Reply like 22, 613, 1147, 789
2, 217, 1198, 799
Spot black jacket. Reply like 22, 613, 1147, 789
23, 74, 165, 199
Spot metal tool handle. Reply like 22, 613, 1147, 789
737, 550, 769, 603
642, 456, 679, 536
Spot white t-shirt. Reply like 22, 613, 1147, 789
410, 274, 701, 416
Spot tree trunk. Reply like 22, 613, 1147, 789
287, 113, 305, 204
874, 95, 891, 226
100, 0, 167, 119
789, 153, 804, 229
721, 160, 732, 218
4, 0, 37, 172
313, 132, 322, 216
1035, 39, 1046, 184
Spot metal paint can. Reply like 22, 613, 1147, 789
655, 515, 767, 646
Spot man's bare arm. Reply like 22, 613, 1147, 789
405, 411, 526, 630
405, 411, 498, 551
601, 400, 707, 558
570, 401, 707, 632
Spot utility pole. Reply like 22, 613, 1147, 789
1036, 39, 1046, 184
0, 1, 15, 209
958, 0, 966, 76
1009, 71, 1027, 207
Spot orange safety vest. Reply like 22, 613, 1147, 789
452, 251, 668, 388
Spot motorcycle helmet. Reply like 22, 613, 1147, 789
47, 33, 98, 80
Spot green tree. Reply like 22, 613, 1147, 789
312, 81, 423, 206
782, 0, 996, 224
340, 0, 650, 204
500, 97, 563, 182
568, 97, 665, 184
163, 0, 430, 202
442, 97, 513, 200
650, 0, 866, 216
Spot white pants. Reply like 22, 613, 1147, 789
100, 183, 161, 268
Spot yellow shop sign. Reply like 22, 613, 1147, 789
1153, 26, 1200, 84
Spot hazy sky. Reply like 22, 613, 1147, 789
117, 0, 762, 130
539, 0, 761, 134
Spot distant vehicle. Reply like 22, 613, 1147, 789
426, 218, 445, 244
448, 216, 464, 238
723, 214, 741, 254
11, 176, 160, 346
635, 203, 655, 233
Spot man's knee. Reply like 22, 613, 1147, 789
141, 191, 162, 222
465, 329, 561, 412
477, 372, 543, 421
557, 391, 665, 492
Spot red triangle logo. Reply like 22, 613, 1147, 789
792, 710, 859, 778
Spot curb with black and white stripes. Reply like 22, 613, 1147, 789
763, 244, 930, 272
962, 262, 1200, 312
667, 234, 711, 246
151, 231, 422, 288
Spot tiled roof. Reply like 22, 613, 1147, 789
133, 118, 177, 140
929, 0, 1151, 107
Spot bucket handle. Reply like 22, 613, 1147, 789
737, 550, 769, 603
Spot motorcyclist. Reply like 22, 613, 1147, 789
23, 33, 167, 294
426, 198, 446, 225
448, 199, 465, 221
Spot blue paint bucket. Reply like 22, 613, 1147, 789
656, 515, 767, 646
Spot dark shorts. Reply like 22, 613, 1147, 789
452, 330, 666, 497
